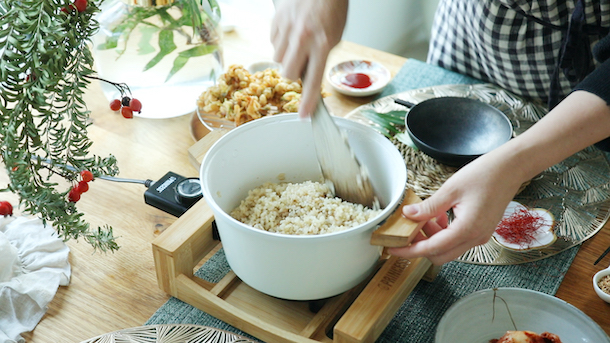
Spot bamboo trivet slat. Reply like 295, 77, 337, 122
152, 195, 433, 343
155, 132, 435, 343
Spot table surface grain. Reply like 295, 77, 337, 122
13, 17, 610, 343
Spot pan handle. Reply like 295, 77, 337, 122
370, 188, 425, 248
394, 98, 416, 109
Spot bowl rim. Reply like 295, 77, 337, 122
435, 287, 610, 343
405, 97, 513, 162
199, 113, 407, 241
593, 267, 610, 302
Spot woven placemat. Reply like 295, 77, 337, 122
146, 60, 582, 342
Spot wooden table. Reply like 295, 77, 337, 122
15, 19, 610, 343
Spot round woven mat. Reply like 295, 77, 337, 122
81, 324, 256, 343
347, 83, 610, 265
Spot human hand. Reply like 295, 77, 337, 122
388, 91, 610, 265
270, 0, 348, 118
388, 153, 525, 265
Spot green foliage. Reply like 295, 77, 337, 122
0, 0, 120, 252
96, 0, 221, 82
360, 108, 406, 138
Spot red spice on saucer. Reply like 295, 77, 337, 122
495, 207, 547, 246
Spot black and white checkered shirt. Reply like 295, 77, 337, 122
427, 0, 610, 109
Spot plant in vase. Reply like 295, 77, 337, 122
0, 0, 222, 251
93, 0, 223, 119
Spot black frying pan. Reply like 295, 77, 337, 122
395, 97, 513, 167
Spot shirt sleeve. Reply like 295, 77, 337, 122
574, 33, 610, 150
573, 33, 610, 105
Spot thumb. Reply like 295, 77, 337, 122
402, 194, 452, 222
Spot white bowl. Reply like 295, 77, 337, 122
593, 266, 610, 303
327, 60, 391, 97
199, 113, 407, 300
436, 288, 610, 343
492, 201, 556, 252
247, 60, 281, 74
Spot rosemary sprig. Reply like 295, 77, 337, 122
360, 108, 406, 138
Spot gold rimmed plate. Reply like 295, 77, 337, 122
345, 83, 610, 265
81, 324, 256, 343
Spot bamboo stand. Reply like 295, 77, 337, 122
151, 131, 439, 343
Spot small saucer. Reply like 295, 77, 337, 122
327, 60, 391, 97
492, 201, 556, 252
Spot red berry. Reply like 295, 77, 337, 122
129, 98, 142, 113
121, 106, 134, 119
68, 188, 81, 202
81, 170, 94, 182
76, 180, 89, 193
110, 99, 122, 111
74, 0, 87, 12
61, 5, 74, 13
0, 201, 13, 216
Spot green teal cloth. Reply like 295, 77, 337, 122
146, 59, 580, 342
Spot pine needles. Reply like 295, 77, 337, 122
0, 0, 120, 252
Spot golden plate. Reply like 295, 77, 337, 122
346, 83, 610, 265
81, 324, 256, 343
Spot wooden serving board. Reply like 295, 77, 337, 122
151, 132, 437, 343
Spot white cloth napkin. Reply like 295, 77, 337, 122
0, 216, 71, 343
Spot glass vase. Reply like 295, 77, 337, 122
92, 0, 223, 119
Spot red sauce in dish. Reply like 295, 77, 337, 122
341, 73, 372, 89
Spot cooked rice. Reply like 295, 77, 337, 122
230, 181, 381, 235
599, 275, 610, 295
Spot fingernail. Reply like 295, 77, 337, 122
402, 204, 419, 216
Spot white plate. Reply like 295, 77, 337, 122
492, 201, 556, 252
327, 60, 391, 97
435, 288, 610, 343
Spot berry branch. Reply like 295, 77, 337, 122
0, 0, 121, 252
84, 75, 142, 118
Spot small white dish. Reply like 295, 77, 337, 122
327, 60, 391, 97
593, 266, 610, 303
492, 201, 556, 252
247, 61, 281, 74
